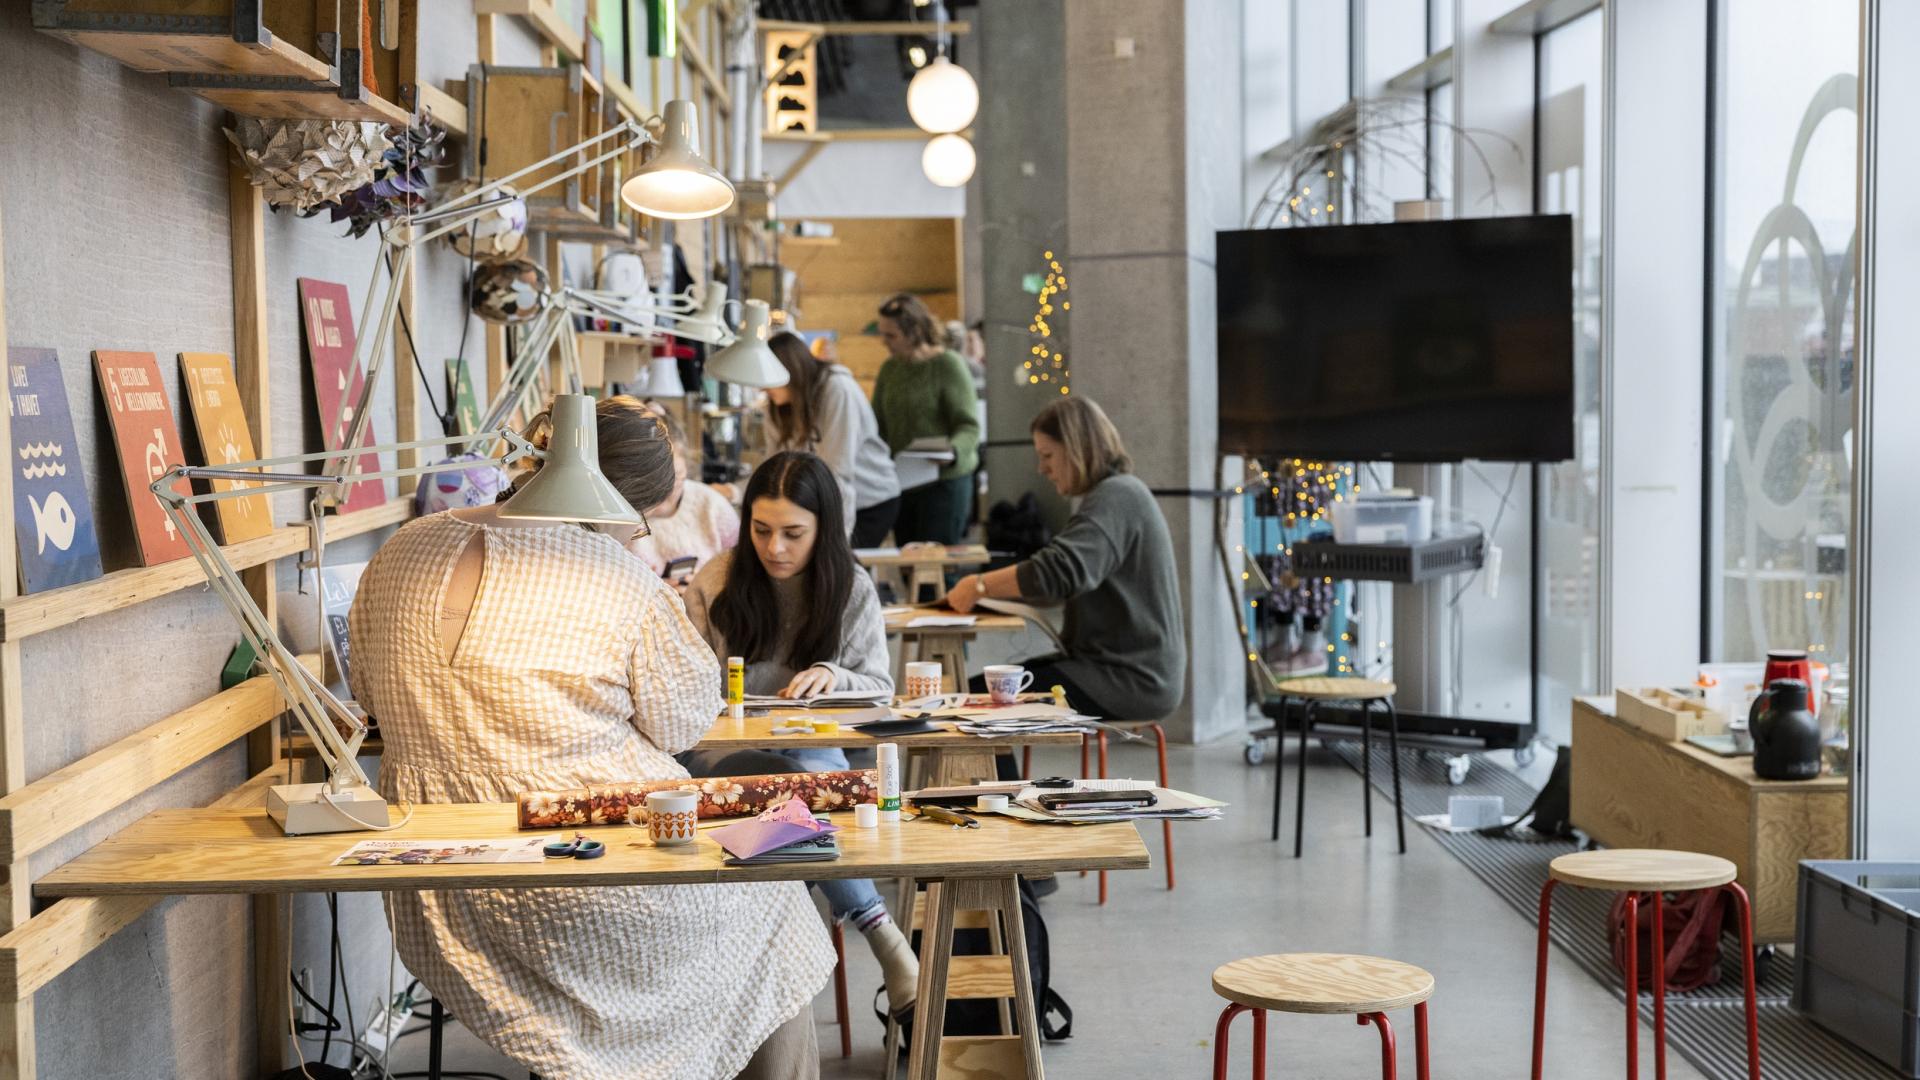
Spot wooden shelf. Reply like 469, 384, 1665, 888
413, 82, 468, 137
32, 1, 336, 81
473, 0, 585, 60
0, 500, 409, 644
171, 73, 411, 125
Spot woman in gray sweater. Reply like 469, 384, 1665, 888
948, 396, 1186, 720
680, 451, 919, 1015
765, 331, 901, 545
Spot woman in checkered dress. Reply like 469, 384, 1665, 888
349, 397, 833, 1080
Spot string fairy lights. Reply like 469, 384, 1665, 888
1023, 249, 1071, 394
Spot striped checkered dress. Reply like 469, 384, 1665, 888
348, 514, 833, 1080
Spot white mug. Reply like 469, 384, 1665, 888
983, 664, 1035, 704
640, 790, 699, 846
904, 661, 943, 700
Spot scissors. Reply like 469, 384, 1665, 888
543, 833, 607, 859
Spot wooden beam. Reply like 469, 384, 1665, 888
474, 0, 586, 61
813, 20, 970, 36
0, 158, 34, 1080
676, 13, 732, 115
0, 658, 319, 865
395, 266, 421, 490
0, 766, 286, 1005
776, 138, 829, 190
414, 82, 469, 136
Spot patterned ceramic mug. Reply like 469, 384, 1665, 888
983, 664, 1035, 704
904, 661, 944, 700
642, 790, 699, 846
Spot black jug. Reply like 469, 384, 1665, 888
1752, 678, 1821, 780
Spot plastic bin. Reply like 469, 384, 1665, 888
1793, 860, 1920, 1077
1331, 495, 1433, 544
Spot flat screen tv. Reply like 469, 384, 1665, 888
1216, 215, 1575, 462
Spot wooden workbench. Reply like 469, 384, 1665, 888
1570, 696, 1848, 942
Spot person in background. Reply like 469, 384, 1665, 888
946, 318, 986, 393
872, 292, 981, 544
680, 451, 920, 1018
627, 403, 739, 588
947, 395, 1186, 721
766, 331, 901, 546
349, 397, 831, 1079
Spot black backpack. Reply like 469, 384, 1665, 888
881, 877, 1073, 1043
985, 494, 1053, 563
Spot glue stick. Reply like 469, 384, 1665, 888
726, 656, 745, 719
877, 743, 901, 823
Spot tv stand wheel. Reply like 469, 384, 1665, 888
1446, 755, 1472, 786
1244, 739, 1266, 766
1513, 743, 1538, 768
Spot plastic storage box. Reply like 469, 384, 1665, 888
1793, 860, 1920, 1076
1331, 494, 1433, 544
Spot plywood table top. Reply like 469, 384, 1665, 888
884, 610, 1028, 635
1211, 953, 1434, 1015
694, 712, 1084, 750
857, 545, 992, 569
35, 804, 1150, 898
1548, 848, 1737, 892
1572, 696, 1846, 791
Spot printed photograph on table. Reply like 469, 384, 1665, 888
178, 352, 273, 544
332, 836, 551, 866
296, 277, 386, 514
6, 347, 102, 592
92, 350, 193, 567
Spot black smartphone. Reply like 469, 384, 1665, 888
662, 555, 697, 587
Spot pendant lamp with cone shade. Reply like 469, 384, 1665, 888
706, 299, 788, 388
622, 100, 736, 220
498, 394, 645, 525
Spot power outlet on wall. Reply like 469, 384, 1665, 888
294, 966, 321, 1031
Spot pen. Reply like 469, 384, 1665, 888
918, 805, 979, 828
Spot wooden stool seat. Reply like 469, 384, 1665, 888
1547, 849, 1736, 893
1212, 953, 1434, 1016
1272, 676, 1397, 702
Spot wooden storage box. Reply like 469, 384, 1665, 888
468, 63, 605, 228
33, 0, 334, 80
1614, 687, 1726, 741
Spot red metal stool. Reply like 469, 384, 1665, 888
1530, 849, 1761, 1080
1211, 953, 1433, 1080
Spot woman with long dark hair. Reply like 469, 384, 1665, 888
681, 451, 919, 1016
766, 332, 901, 546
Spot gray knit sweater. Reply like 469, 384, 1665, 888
681, 549, 894, 697
774, 364, 901, 535
1014, 473, 1186, 718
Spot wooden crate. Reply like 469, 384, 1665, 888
1614, 687, 1726, 741
467, 63, 604, 225
33, 0, 332, 80
165, 1, 408, 125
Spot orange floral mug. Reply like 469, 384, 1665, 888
641, 790, 699, 846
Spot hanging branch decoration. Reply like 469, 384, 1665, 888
1023, 250, 1070, 395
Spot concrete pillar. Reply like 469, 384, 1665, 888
1061, 0, 1245, 743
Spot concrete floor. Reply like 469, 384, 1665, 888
387, 736, 1708, 1079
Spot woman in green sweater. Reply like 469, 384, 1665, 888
870, 292, 981, 544
948, 396, 1186, 720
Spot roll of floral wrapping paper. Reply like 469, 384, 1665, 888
517, 769, 881, 829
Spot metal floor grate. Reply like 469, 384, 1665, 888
1326, 742, 1896, 1080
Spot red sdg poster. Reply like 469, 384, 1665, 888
92, 351, 193, 566
297, 278, 386, 514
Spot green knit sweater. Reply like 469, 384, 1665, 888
870, 349, 981, 479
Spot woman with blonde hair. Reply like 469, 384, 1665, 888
870, 291, 981, 543
349, 396, 832, 1079
947, 395, 1185, 720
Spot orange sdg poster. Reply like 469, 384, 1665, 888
92, 350, 193, 566
179, 353, 274, 544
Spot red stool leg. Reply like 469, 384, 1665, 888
1022, 745, 1031, 777
1727, 882, 1762, 1080
1414, 1001, 1430, 1080
1078, 736, 1089, 878
1150, 722, 1174, 891
1213, 1002, 1261, 1080
1623, 892, 1640, 1080
1652, 891, 1667, 1080
1097, 731, 1110, 905
1531, 879, 1558, 1080
1359, 1012, 1398, 1080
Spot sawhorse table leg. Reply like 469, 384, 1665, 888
906, 875, 1044, 1080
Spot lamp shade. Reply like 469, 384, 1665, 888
669, 282, 731, 344
906, 56, 979, 134
921, 133, 976, 187
644, 354, 687, 397
621, 100, 736, 220
706, 300, 789, 389
498, 394, 643, 525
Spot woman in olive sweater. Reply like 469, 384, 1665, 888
870, 292, 982, 544
948, 396, 1186, 720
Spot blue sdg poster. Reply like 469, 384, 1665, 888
8, 348, 103, 592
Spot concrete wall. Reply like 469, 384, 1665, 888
0, 7, 535, 1073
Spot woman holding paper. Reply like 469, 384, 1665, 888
765, 330, 901, 545
871, 291, 982, 544
680, 450, 920, 1016
948, 395, 1187, 721
349, 397, 831, 1079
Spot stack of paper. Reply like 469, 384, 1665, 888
740, 689, 892, 709
1005, 779, 1227, 824
712, 799, 843, 865
921, 701, 1105, 737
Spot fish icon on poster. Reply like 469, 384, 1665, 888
7, 348, 103, 592
93, 350, 193, 567
179, 353, 274, 543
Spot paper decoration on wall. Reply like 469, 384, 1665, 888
446, 359, 480, 436
178, 353, 274, 544
93, 350, 193, 567
297, 278, 387, 514
7, 348, 103, 592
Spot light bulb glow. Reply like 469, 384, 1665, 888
921, 133, 976, 186
907, 56, 979, 134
